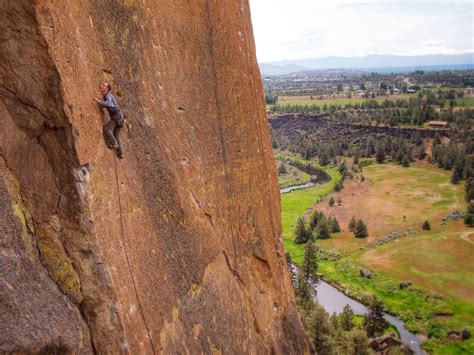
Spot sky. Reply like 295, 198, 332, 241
249, 0, 474, 63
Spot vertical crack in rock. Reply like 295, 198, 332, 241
112, 155, 157, 354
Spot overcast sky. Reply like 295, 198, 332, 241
249, 0, 474, 63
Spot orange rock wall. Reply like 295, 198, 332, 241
0, 1, 308, 353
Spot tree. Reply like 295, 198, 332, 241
334, 180, 344, 192
375, 142, 386, 163
402, 154, 411, 167
348, 216, 357, 231
294, 217, 310, 244
339, 305, 355, 331
329, 217, 341, 233
468, 202, 474, 214
302, 240, 318, 282
464, 214, 474, 227
309, 211, 325, 230
466, 179, 474, 202
364, 298, 388, 338
315, 218, 331, 239
354, 220, 368, 238
353, 150, 360, 165
295, 272, 314, 311
278, 162, 287, 175
348, 329, 369, 355
422, 220, 431, 231
329, 196, 335, 207
308, 304, 334, 355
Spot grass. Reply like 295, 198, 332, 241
276, 94, 416, 107
453, 97, 474, 107
279, 158, 473, 353
269, 94, 474, 110
276, 154, 342, 263
277, 161, 311, 188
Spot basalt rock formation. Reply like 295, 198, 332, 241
0, 1, 308, 353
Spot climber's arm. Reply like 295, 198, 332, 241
95, 94, 113, 109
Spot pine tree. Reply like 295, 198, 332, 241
375, 142, 386, 163
295, 272, 314, 312
294, 217, 309, 244
309, 304, 334, 355
329, 312, 339, 331
354, 220, 368, 238
302, 240, 318, 282
339, 305, 355, 331
316, 218, 331, 240
348, 216, 357, 231
309, 211, 325, 230
334, 180, 344, 192
329, 217, 341, 233
402, 154, 411, 167
464, 214, 474, 227
329, 196, 335, 207
363, 298, 388, 338
349, 329, 369, 355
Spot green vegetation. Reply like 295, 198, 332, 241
277, 154, 342, 263
277, 160, 311, 188
280, 157, 473, 353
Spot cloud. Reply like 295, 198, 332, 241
249, 1, 474, 62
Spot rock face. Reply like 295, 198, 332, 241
0, 1, 308, 353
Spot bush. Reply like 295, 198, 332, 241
329, 196, 335, 207
278, 162, 287, 175
354, 220, 368, 238
464, 214, 474, 227
422, 220, 431, 230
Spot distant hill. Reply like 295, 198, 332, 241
259, 63, 310, 76
260, 53, 474, 75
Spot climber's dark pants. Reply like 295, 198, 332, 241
103, 119, 123, 156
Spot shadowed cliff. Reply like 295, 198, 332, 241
0, 1, 308, 353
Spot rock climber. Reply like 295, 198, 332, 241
94, 82, 124, 158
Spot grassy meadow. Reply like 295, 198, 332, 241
278, 157, 473, 354
269, 94, 474, 110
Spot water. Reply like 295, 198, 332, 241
280, 181, 315, 194
314, 279, 424, 354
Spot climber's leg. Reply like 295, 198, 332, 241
113, 124, 123, 158
103, 120, 118, 148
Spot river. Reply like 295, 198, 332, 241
280, 175, 424, 354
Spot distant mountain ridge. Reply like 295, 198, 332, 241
260, 53, 474, 76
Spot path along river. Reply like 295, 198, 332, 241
280, 164, 424, 354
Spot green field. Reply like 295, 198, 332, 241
274, 94, 416, 108
454, 97, 474, 107
269, 94, 474, 109
276, 154, 342, 262
279, 158, 473, 354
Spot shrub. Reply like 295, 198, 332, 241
422, 220, 431, 230
354, 220, 368, 238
